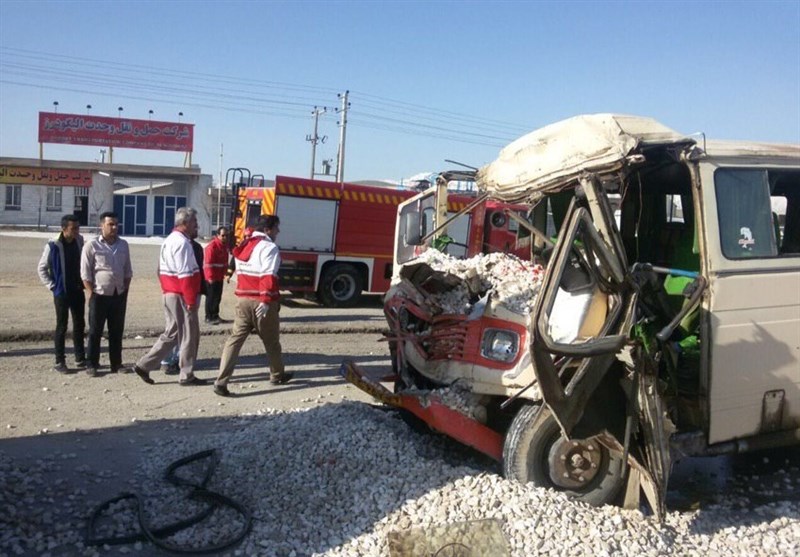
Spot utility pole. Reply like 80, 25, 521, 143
335, 91, 350, 183
305, 107, 327, 178
217, 143, 223, 229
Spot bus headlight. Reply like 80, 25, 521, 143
481, 329, 519, 362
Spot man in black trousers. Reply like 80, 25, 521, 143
80, 211, 133, 377
37, 214, 86, 373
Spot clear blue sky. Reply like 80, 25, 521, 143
1, 0, 798, 184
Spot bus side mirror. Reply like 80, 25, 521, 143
404, 212, 422, 245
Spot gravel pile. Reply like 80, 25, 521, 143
412, 251, 544, 315
2, 402, 799, 556
404, 382, 484, 420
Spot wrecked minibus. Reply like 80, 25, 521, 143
342, 114, 800, 518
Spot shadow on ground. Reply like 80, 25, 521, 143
2, 401, 799, 556
667, 444, 800, 536
0, 403, 493, 556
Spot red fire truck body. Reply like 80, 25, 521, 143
233, 174, 529, 307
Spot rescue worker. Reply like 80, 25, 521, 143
132, 207, 207, 386
213, 215, 289, 396
203, 226, 230, 324
161, 219, 207, 375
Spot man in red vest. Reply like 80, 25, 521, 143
203, 226, 230, 325
133, 207, 207, 386
213, 215, 289, 396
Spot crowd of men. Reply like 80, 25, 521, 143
37, 209, 287, 398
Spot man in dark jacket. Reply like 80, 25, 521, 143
37, 214, 86, 373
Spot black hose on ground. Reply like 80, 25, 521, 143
85, 449, 252, 554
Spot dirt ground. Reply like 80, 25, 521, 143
0, 230, 392, 435
0, 231, 397, 556
0, 332, 390, 437
0, 231, 387, 341
0, 330, 394, 556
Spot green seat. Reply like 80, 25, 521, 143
662, 274, 699, 339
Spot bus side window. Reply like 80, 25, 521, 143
714, 169, 777, 259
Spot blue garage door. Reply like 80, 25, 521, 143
153, 195, 187, 236
113, 195, 147, 236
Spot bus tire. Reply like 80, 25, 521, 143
503, 403, 625, 507
318, 264, 362, 307
392, 359, 432, 435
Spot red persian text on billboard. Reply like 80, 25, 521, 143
38, 112, 194, 152
0, 166, 93, 187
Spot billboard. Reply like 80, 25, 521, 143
38, 112, 194, 152
0, 165, 93, 187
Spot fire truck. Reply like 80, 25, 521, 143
228, 169, 531, 307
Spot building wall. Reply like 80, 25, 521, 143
191, 174, 213, 237
1, 183, 84, 227
88, 173, 115, 224
113, 175, 213, 237
1, 170, 214, 237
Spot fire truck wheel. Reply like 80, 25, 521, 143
503, 403, 625, 507
319, 264, 362, 307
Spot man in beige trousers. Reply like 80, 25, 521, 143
213, 215, 289, 397
132, 207, 207, 386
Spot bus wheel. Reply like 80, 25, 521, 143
392, 360, 432, 435
503, 403, 625, 507
319, 264, 362, 307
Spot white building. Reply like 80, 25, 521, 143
0, 157, 214, 236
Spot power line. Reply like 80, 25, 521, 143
0, 46, 528, 145
0, 46, 340, 96
351, 90, 531, 133
347, 119, 507, 148
0, 64, 324, 114
0, 60, 334, 110
0, 79, 311, 121
353, 98, 526, 136
353, 109, 516, 142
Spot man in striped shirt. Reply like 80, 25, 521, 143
132, 207, 208, 386
213, 215, 288, 396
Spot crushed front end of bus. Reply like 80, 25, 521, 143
344, 115, 727, 519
